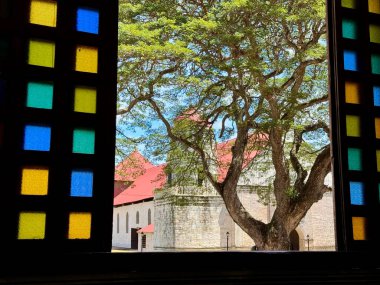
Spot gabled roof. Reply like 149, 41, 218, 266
114, 134, 266, 205
215, 135, 265, 181
113, 164, 166, 206
114, 150, 154, 181
137, 224, 154, 234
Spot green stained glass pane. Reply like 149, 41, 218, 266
348, 148, 362, 171
342, 19, 358, 39
73, 129, 95, 154
27, 82, 53, 109
372, 54, 380, 74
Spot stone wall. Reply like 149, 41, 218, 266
154, 196, 175, 249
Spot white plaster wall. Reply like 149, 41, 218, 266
112, 200, 154, 248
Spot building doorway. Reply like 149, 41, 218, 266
289, 230, 300, 251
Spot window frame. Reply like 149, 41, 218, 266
2, 1, 380, 283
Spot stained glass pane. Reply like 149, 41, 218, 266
24, 125, 51, 151
345, 82, 360, 104
68, 212, 91, 239
344, 50, 358, 71
71, 170, 93, 197
352, 217, 367, 240
77, 8, 99, 34
75, 46, 98, 73
74, 87, 96, 114
346, 115, 360, 137
27, 82, 53, 109
73, 129, 95, 154
341, 0, 356, 8
348, 148, 362, 171
21, 168, 49, 195
18, 212, 46, 239
349, 182, 364, 205
30, 0, 57, 27
342, 19, 358, 39
369, 0, 380, 14
28, 40, 55, 68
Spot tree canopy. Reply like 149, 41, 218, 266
116, 0, 331, 250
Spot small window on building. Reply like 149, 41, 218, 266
126, 212, 129, 233
148, 209, 151, 225
116, 213, 119, 234
142, 235, 146, 249
136, 211, 139, 224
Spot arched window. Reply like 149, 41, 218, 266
148, 209, 151, 225
126, 212, 129, 233
136, 211, 139, 224
116, 213, 119, 234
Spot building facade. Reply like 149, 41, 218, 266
112, 150, 336, 251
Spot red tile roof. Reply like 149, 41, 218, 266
114, 163, 166, 206
114, 150, 154, 181
215, 135, 265, 181
137, 224, 154, 234
114, 134, 266, 205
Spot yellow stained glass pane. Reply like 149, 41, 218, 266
30, 0, 57, 27
28, 40, 55, 68
74, 87, 96, 113
342, 0, 356, 8
75, 46, 98, 73
18, 212, 46, 239
376, 118, 380, 139
21, 168, 49, 195
370, 24, 380, 44
68, 212, 91, 239
345, 82, 360, 104
346, 115, 360, 137
352, 217, 366, 240
377, 150, 380, 172
369, 0, 380, 13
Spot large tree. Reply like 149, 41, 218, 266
116, 0, 331, 250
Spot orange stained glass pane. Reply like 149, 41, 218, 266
369, 0, 380, 14
75, 46, 98, 73
21, 168, 49, 195
345, 82, 360, 104
30, 0, 57, 27
352, 217, 367, 240
375, 118, 380, 139
68, 212, 91, 239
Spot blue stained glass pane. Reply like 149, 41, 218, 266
71, 170, 93, 197
24, 125, 51, 151
349, 181, 364, 205
374, 86, 380, 106
344, 50, 358, 71
77, 8, 99, 34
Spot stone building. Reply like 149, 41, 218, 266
112, 146, 336, 251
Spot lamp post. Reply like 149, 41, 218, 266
226, 232, 230, 251
306, 234, 310, 251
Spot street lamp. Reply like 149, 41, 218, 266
226, 232, 230, 251
306, 234, 310, 251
